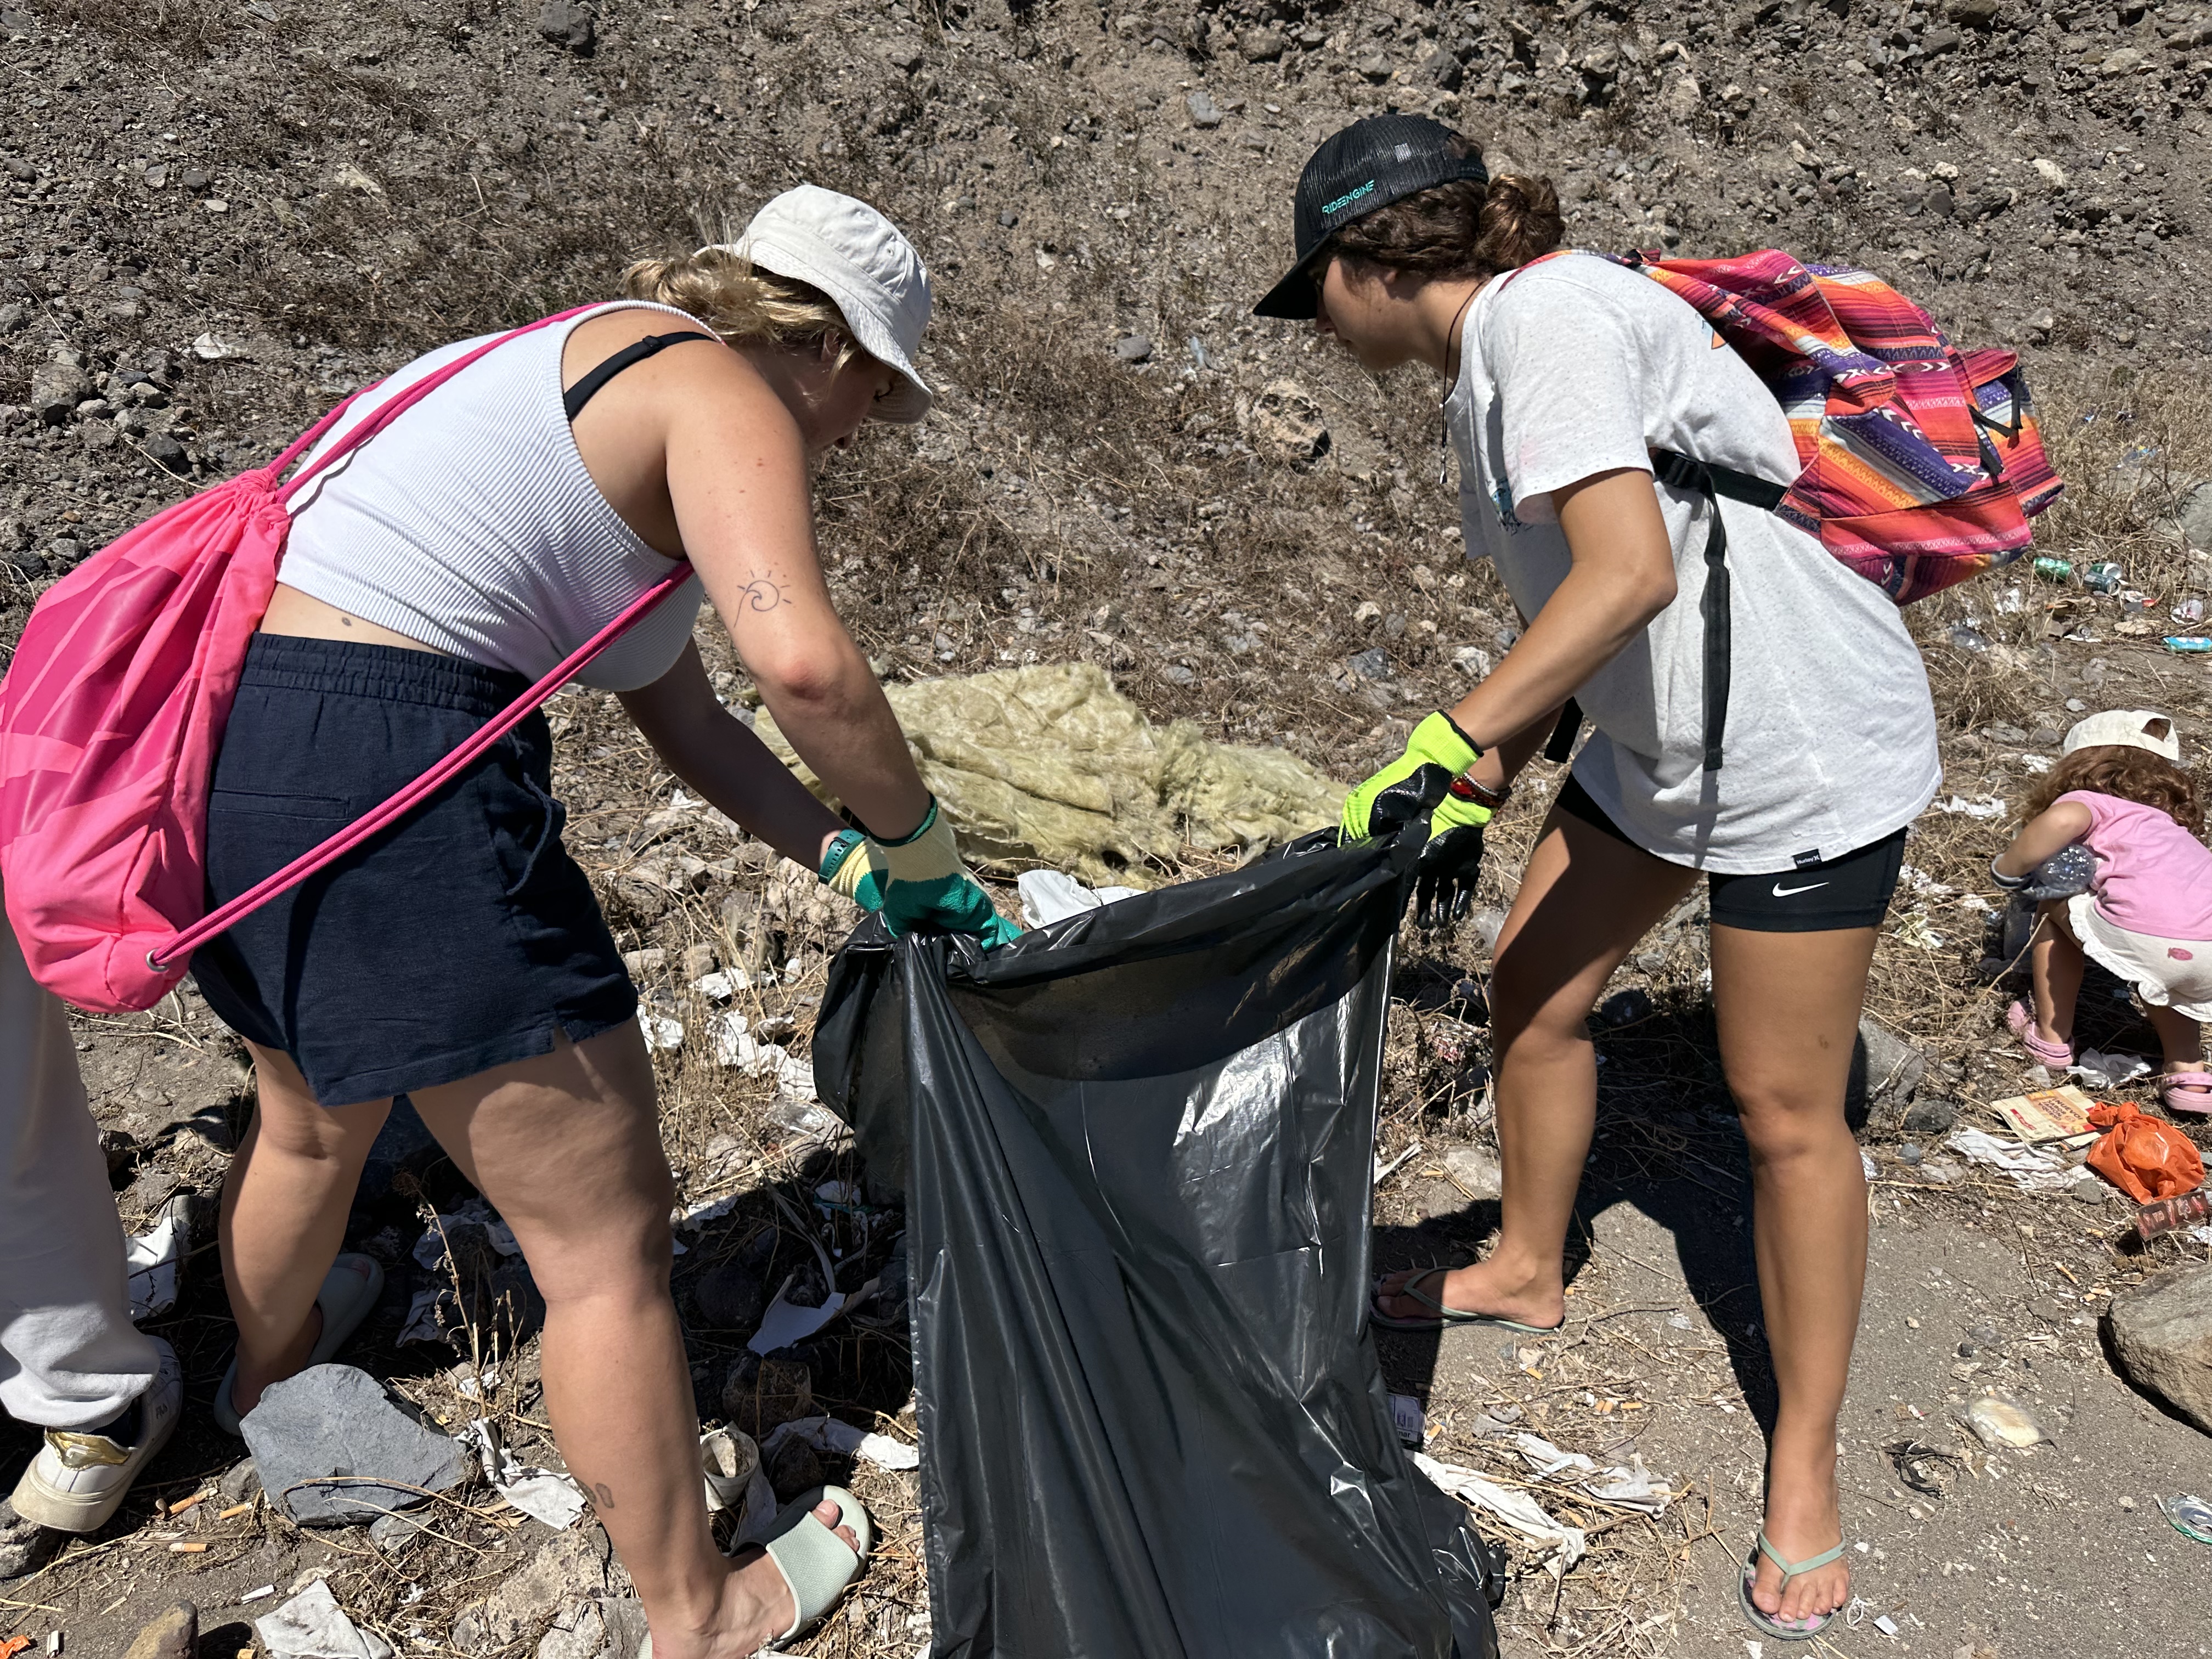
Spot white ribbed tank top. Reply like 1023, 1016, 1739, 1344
279, 302, 709, 692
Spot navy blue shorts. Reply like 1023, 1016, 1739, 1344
190, 634, 636, 1106
1555, 772, 1906, 933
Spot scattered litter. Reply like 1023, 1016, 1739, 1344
1873, 1613, 1900, 1637
410, 1199, 519, 1268
638, 1010, 685, 1053
1946, 1128, 2076, 1192
1958, 1393, 2045, 1449
1016, 868, 1142, 927
2086, 1100, 2205, 1203
1887, 1438, 1962, 1496
1860, 1149, 1878, 1181
1932, 793, 2007, 819
463, 1419, 589, 1530
693, 969, 744, 1001
2083, 561, 2124, 594
765, 1097, 840, 1142
255, 1578, 394, 1659
1990, 1085, 2098, 1148
700, 1426, 777, 1539
2134, 1190, 2212, 1243
2070, 1048, 2152, 1088
242, 1587, 276, 1604
42, 1634, 59, 1656
1389, 1394, 1426, 1447
1510, 1432, 1674, 1515
2166, 636, 2212, 653
190, 331, 233, 361
1414, 1452, 1587, 1569
1373, 1141, 1422, 1184
759, 1413, 922, 1471
1945, 622, 1989, 652
125, 1197, 187, 1321
2175, 598, 2207, 625
674, 1192, 744, 1232
2158, 1493, 2212, 1545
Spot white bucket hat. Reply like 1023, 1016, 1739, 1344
704, 184, 933, 424
2062, 708, 2181, 763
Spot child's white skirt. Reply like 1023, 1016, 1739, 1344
2066, 894, 2212, 1022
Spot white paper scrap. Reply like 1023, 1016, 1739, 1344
1933, 794, 2008, 819
255, 1578, 395, 1659
464, 1419, 588, 1531
1414, 1451, 1587, 1569
2069, 1048, 2152, 1088
748, 1276, 848, 1356
1511, 1432, 1674, 1515
125, 1206, 183, 1322
1946, 1128, 2078, 1193
1389, 1393, 1426, 1446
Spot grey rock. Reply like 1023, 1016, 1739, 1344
1901, 1094, 1959, 1136
241, 1363, 472, 1527
1113, 334, 1154, 363
1442, 1144, 1503, 1200
1424, 48, 1465, 91
537, 1600, 608, 1659
1, 550, 44, 578
692, 1259, 768, 1331
370, 1508, 432, 1556
1948, 0, 2004, 24
1186, 89, 1222, 128
2106, 1262, 2212, 1434
883, 41, 923, 71
1849, 1015, 1927, 1135
1238, 26, 1286, 61
720, 1353, 814, 1439
0, 1499, 53, 1579
537, 0, 595, 51
218, 1455, 262, 1504
2178, 481, 2212, 554
1921, 25, 1963, 54
997, 209, 1018, 228
1349, 647, 1391, 682
0, 7, 31, 37
453, 1528, 614, 1654
29, 362, 91, 426
143, 429, 189, 472
1357, 54, 1392, 83
0, 302, 26, 335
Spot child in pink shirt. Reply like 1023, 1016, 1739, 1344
1993, 709, 2212, 1114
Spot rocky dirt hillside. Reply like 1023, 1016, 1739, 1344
4, 0, 2212, 1656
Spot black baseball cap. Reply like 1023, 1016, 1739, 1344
1252, 114, 1491, 320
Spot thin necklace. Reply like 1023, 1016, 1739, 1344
1437, 284, 1481, 486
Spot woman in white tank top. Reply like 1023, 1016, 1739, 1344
202, 188, 994, 1657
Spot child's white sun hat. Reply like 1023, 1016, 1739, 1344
2062, 709, 2181, 762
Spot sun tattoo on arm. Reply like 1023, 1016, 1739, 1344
730, 571, 791, 613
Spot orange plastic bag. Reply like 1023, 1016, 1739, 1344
2087, 1101, 2206, 1203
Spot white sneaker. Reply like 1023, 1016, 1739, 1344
9, 1338, 182, 1533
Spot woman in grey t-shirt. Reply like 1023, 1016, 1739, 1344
1256, 116, 1941, 1642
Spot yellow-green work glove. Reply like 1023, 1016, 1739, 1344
819, 798, 1023, 950
1341, 712, 1491, 930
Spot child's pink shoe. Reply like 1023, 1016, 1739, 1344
2006, 1001, 2074, 1069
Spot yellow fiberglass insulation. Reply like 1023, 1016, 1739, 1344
749, 663, 1347, 887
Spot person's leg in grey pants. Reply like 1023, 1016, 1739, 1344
2, 890, 176, 1545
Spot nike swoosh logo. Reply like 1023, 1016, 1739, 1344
1771, 880, 1830, 898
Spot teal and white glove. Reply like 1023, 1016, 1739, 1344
819, 798, 1023, 950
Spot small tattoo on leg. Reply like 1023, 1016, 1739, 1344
593, 1483, 616, 1510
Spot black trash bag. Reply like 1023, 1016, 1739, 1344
815, 832, 1504, 1658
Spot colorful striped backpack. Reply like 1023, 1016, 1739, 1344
1540, 249, 2063, 770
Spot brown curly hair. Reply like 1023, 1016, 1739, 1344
2025, 738, 2203, 836
1325, 131, 1565, 283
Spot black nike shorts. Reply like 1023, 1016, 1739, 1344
1555, 774, 1907, 933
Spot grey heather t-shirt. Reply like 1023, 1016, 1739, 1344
1447, 253, 1940, 874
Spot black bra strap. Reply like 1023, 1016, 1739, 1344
563, 330, 716, 421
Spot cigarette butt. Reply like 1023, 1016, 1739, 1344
167, 1541, 208, 1554
217, 1502, 255, 1521
168, 1489, 211, 1515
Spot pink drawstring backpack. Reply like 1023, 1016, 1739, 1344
0, 308, 693, 1013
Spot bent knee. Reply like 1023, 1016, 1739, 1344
1733, 1090, 1852, 1162
507, 1188, 676, 1305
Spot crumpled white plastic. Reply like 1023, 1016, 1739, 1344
1017, 869, 1142, 928
255, 1578, 394, 1658
410, 1199, 520, 1268
2069, 1048, 2152, 1089
464, 1419, 589, 1530
1510, 1432, 1673, 1515
760, 1413, 922, 1471
1414, 1451, 1587, 1570
1946, 1127, 2078, 1192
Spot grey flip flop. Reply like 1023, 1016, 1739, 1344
1369, 1267, 1566, 1335
1736, 1529, 1847, 1641
640, 1485, 870, 1657
213, 1252, 385, 1436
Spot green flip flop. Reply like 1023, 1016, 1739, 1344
1368, 1268, 1566, 1335
1737, 1529, 1847, 1642
641, 1484, 871, 1658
